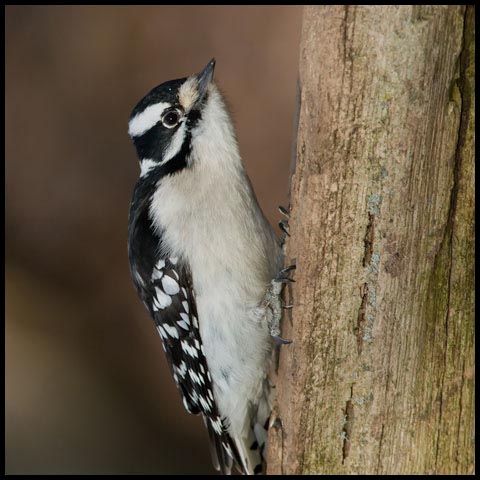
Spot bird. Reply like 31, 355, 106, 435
127, 58, 292, 475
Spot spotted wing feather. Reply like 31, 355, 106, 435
128, 193, 242, 474
146, 258, 242, 473
150, 259, 210, 413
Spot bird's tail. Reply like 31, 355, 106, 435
233, 379, 273, 475
233, 421, 269, 474
204, 414, 268, 475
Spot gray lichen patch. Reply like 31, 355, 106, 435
367, 193, 382, 216
368, 252, 381, 274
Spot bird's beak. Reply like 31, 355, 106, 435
196, 58, 216, 104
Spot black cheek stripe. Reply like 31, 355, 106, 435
160, 130, 192, 177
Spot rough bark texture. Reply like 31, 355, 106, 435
268, 6, 474, 475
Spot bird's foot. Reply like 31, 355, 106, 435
264, 264, 296, 344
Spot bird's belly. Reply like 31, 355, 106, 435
194, 279, 271, 434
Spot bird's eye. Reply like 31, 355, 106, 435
162, 109, 182, 128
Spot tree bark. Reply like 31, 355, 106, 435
268, 5, 474, 475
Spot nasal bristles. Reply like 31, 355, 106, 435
178, 77, 200, 111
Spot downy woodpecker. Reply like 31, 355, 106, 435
127, 59, 291, 475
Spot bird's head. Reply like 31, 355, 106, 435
128, 59, 235, 178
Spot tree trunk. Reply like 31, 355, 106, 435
267, 5, 474, 475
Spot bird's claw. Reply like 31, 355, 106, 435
272, 335, 293, 345
278, 205, 290, 218
279, 220, 290, 237
275, 264, 296, 281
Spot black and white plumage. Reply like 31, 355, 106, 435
127, 59, 284, 475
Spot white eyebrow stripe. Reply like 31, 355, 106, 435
128, 102, 171, 137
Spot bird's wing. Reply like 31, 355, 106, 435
128, 199, 243, 473
128, 208, 242, 474
147, 257, 244, 474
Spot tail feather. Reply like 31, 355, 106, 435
205, 417, 269, 475
234, 381, 273, 475
233, 429, 263, 475
204, 417, 236, 475
206, 380, 274, 474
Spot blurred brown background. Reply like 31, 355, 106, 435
5, 5, 302, 474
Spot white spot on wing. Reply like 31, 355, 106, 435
199, 395, 211, 411
210, 416, 223, 435
182, 301, 189, 313
161, 275, 180, 295
181, 340, 198, 358
177, 361, 187, 377
177, 319, 189, 330
189, 369, 202, 385
155, 287, 172, 309
156, 325, 167, 339
152, 268, 163, 281
163, 323, 179, 339
152, 296, 162, 311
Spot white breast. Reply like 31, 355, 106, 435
151, 164, 281, 422
149, 92, 282, 435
